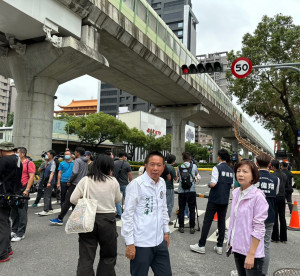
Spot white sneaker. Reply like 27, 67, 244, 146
230, 270, 238, 276
190, 244, 205, 254
11, 235, 25, 242
214, 246, 223, 255
48, 210, 54, 214
11, 232, 16, 238
38, 211, 49, 216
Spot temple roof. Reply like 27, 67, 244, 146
57, 99, 97, 109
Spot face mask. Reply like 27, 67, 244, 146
65, 155, 71, 160
15, 153, 19, 157
45, 155, 49, 160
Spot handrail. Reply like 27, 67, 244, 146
233, 112, 274, 159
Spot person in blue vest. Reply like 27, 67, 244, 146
190, 149, 234, 255
255, 153, 279, 276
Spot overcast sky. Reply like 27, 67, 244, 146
55, 0, 300, 150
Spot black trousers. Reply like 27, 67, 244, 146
0, 207, 12, 260
34, 179, 45, 205
43, 186, 53, 212
199, 201, 228, 247
130, 240, 172, 276
234, 252, 264, 276
271, 196, 287, 242
58, 184, 76, 221
77, 213, 117, 276
60, 182, 69, 206
178, 192, 196, 228
11, 200, 28, 237
285, 192, 293, 214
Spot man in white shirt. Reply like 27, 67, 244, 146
121, 151, 172, 276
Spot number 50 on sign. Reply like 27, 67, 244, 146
231, 57, 253, 78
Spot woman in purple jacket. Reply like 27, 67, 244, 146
227, 160, 268, 276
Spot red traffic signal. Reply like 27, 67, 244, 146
181, 62, 223, 75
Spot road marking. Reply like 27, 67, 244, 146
207, 217, 230, 243
169, 210, 205, 233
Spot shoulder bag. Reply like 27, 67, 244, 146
65, 177, 98, 234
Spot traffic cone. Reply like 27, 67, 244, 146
213, 212, 218, 222
287, 201, 300, 231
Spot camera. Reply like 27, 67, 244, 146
41, 151, 47, 158
0, 194, 30, 207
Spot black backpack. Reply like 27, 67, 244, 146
179, 163, 193, 190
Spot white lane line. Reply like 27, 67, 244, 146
207, 217, 230, 243
34, 207, 71, 215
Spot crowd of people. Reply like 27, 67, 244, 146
0, 141, 295, 276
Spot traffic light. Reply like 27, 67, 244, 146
182, 62, 223, 75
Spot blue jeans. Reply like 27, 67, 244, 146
166, 189, 174, 219
116, 185, 126, 216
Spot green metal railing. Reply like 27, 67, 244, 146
108, 0, 273, 154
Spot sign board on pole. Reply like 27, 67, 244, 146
231, 57, 253, 78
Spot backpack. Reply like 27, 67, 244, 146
179, 162, 193, 190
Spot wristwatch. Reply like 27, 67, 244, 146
25, 189, 30, 192
164, 232, 170, 235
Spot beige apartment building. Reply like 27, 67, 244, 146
0, 75, 16, 124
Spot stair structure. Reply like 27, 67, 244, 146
233, 112, 274, 160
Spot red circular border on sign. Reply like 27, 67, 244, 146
231, 57, 253, 79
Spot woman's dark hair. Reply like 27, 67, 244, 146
234, 160, 260, 184
88, 154, 114, 182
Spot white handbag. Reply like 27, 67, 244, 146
65, 178, 98, 234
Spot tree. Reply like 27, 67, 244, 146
6, 112, 14, 127
185, 142, 210, 162
0, 121, 3, 127
157, 134, 172, 153
226, 14, 300, 168
66, 112, 129, 147
144, 133, 162, 153
123, 127, 147, 161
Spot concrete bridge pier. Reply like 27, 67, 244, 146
0, 27, 108, 158
200, 127, 234, 163
243, 147, 249, 159
151, 105, 209, 162
231, 139, 239, 154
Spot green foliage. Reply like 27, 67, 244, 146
226, 14, 300, 168
123, 128, 147, 160
66, 112, 129, 147
33, 160, 44, 175
0, 121, 3, 127
185, 142, 210, 162
6, 113, 14, 127
144, 133, 162, 152
294, 175, 300, 189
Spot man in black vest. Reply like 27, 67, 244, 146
190, 149, 233, 255
281, 162, 294, 214
270, 160, 287, 243
256, 153, 279, 276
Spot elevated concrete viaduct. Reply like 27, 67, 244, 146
0, 0, 273, 160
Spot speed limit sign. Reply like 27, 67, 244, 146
231, 57, 253, 78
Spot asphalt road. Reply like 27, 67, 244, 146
1, 171, 300, 276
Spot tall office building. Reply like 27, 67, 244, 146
99, 0, 198, 126
0, 75, 16, 125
